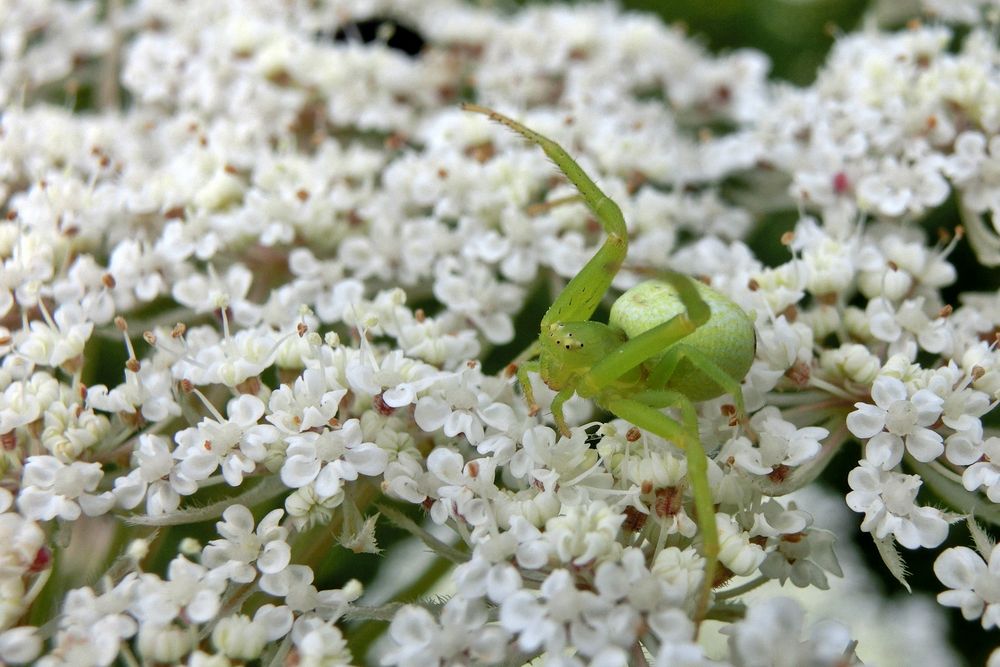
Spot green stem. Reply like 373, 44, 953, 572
909, 457, 1000, 525
716, 575, 769, 600
347, 555, 455, 661
123, 475, 288, 526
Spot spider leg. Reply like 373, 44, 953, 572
583, 307, 706, 391
602, 394, 718, 629
550, 386, 576, 436
462, 104, 628, 326
648, 342, 747, 419
515, 359, 542, 417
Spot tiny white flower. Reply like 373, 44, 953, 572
847, 375, 944, 469
0, 626, 42, 664
267, 367, 348, 435
201, 506, 290, 583
18, 456, 114, 521
413, 362, 515, 446
846, 460, 949, 549
174, 394, 277, 487
280, 418, 388, 501
0, 499, 46, 579
724, 597, 859, 666
716, 513, 767, 577
289, 617, 353, 667
962, 437, 1000, 502
934, 544, 1000, 629
723, 406, 827, 476
133, 556, 225, 626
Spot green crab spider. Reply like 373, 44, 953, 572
462, 103, 756, 625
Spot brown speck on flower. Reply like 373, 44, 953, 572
833, 171, 850, 194
768, 464, 791, 484
28, 546, 52, 573
466, 141, 495, 163
654, 487, 683, 518
622, 506, 647, 532
237, 377, 261, 396
385, 132, 408, 151
373, 393, 395, 416
626, 170, 646, 194
786, 360, 810, 386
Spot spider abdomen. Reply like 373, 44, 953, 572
609, 279, 755, 401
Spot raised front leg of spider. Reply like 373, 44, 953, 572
462, 103, 756, 626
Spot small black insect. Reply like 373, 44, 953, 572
325, 18, 425, 57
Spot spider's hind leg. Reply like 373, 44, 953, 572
603, 393, 719, 630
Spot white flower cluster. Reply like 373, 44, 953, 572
1, 0, 999, 664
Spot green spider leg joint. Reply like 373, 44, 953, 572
462, 103, 757, 627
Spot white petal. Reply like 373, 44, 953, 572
258, 541, 291, 574
345, 443, 389, 476
280, 455, 320, 488
187, 590, 221, 623
79, 491, 115, 516
413, 396, 449, 432
905, 428, 944, 462
909, 506, 949, 548
865, 432, 903, 470
382, 384, 415, 407
228, 394, 264, 425
910, 389, 944, 425
847, 403, 886, 439
871, 376, 906, 408
934, 547, 985, 589
314, 465, 344, 499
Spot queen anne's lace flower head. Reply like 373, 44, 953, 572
2, 1, 999, 664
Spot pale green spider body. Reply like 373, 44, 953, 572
610, 279, 755, 401
462, 103, 756, 626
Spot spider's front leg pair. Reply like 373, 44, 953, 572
463, 104, 756, 625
